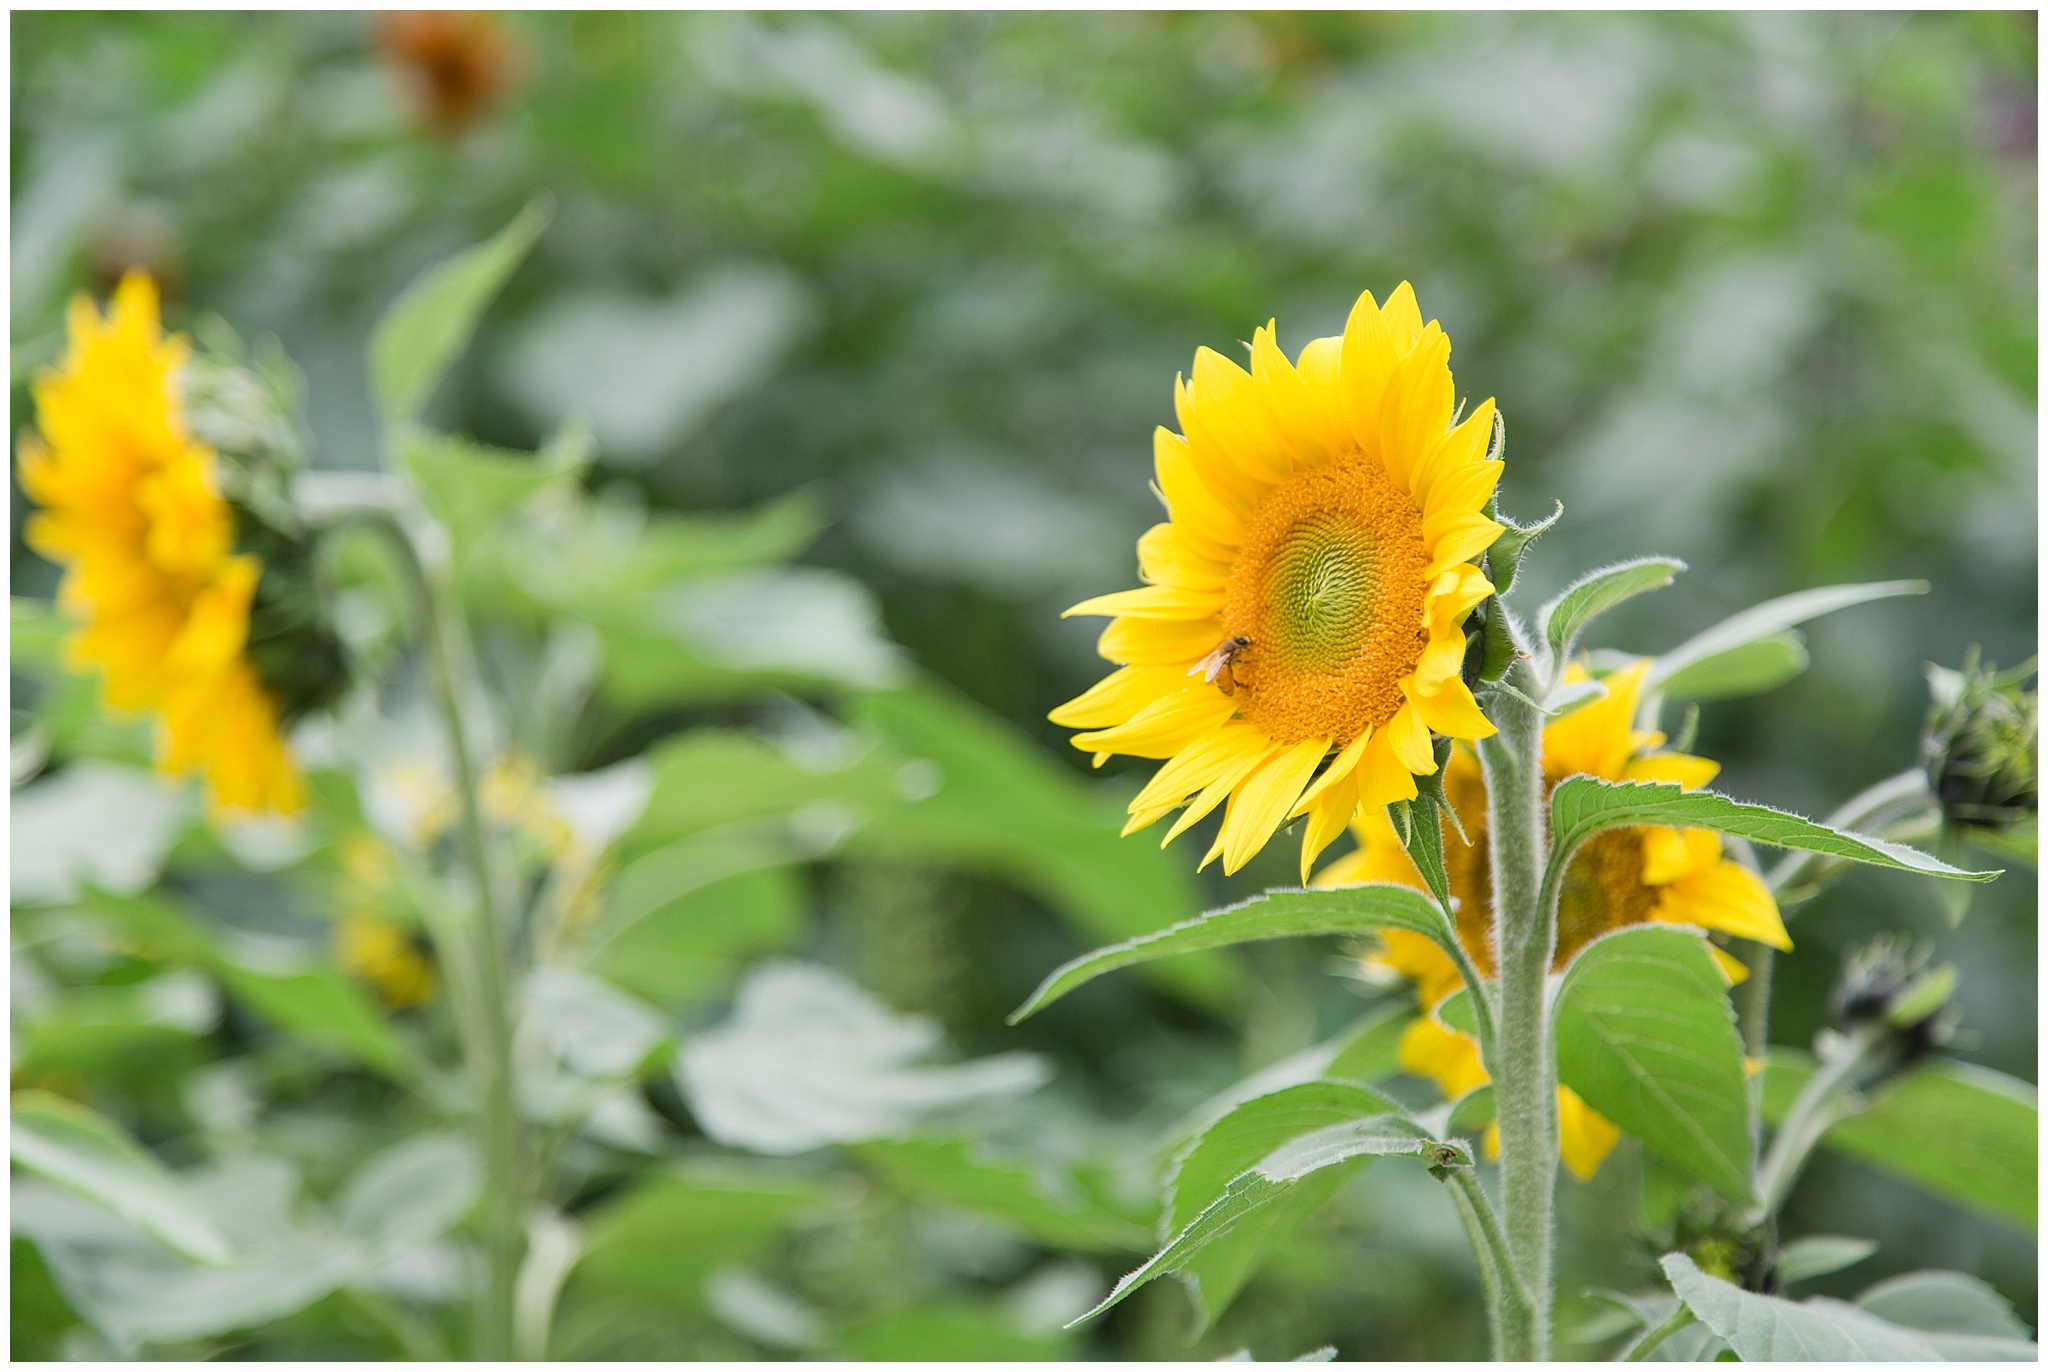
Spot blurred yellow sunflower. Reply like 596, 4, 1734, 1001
1053, 285, 1503, 878
1315, 660, 1790, 1178
18, 273, 301, 814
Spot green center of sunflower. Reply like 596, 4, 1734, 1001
1266, 514, 1380, 674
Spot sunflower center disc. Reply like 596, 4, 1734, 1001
1555, 828, 1660, 963
1221, 456, 1430, 745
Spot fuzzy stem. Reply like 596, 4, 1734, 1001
1750, 1022, 1881, 1224
1440, 1167, 1533, 1360
1476, 659, 1555, 1359
1623, 1304, 1696, 1361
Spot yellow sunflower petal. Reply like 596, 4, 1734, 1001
1217, 735, 1330, 874
1379, 323, 1454, 494
1096, 613, 1225, 666
1710, 944, 1750, 985
1137, 521, 1230, 591
1653, 859, 1791, 951
1405, 673, 1497, 742
1383, 699, 1437, 775
1184, 349, 1293, 490
1153, 426, 1245, 555
1543, 660, 1654, 781
1048, 664, 1190, 729
1623, 751, 1722, 790
1124, 722, 1269, 832
1399, 1015, 1489, 1098
1640, 826, 1722, 886
1251, 322, 1337, 470
1297, 762, 1361, 883
1357, 724, 1421, 806
1558, 1087, 1621, 1180
1290, 334, 1354, 460
1291, 727, 1374, 818
1071, 685, 1238, 758
1162, 730, 1276, 845
1062, 584, 1224, 620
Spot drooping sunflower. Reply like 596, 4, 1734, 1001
18, 274, 302, 814
1315, 659, 1791, 1178
1053, 285, 1503, 878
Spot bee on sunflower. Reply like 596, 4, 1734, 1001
17, 273, 345, 815
1053, 284, 1504, 879
1315, 660, 1791, 1177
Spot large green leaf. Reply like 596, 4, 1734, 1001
1661, 1254, 1945, 1360
369, 199, 550, 425
1009, 884, 1452, 1023
1762, 1050, 2036, 1227
1549, 778, 1996, 882
1856, 1270, 2037, 1357
1645, 581, 1927, 693
854, 1136, 1150, 1252
1554, 927, 1752, 1200
1078, 1115, 1465, 1327
1659, 630, 1810, 702
9, 1092, 229, 1264
834, 1300, 1071, 1361
1538, 557, 1684, 661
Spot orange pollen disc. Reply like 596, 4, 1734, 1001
1219, 453, 1429, 745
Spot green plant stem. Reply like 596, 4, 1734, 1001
1749, 1022, 1880, 1224
1476, 660, 1555, 1359
1440, 1168, 1532, 1360
1736, 942, 1774, 1061
352, 511, 527, 1360
1622, 1304, 1696, 1361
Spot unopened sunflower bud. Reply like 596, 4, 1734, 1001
1922, 650, 2037, 835
1829, 935, 1957, 1072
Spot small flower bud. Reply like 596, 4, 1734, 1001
1922, 649, 2037, 836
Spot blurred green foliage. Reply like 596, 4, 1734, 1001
11, 10, 2035, 1360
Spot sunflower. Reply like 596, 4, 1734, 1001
1315, 659, 1790, 1178
18, 273, 302, 814
1053, 285, 1503, 878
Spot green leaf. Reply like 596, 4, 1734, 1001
1079, 1115, 1462, 1327
836, 1301, 1071, 1361
1167, 1082, 1401, 1236
1856, 1271, 2034, 1341
1483, 495, 1559, 598
592, 850, 804, 1011
571, 1164, 824, 1310
1646, 581, 1928, 694
855, 1136, 1150, 1252
9, 1091, 229, 1264
1009, 884, 1452, 1023
1549, 777, 1998, 882
1323, 1007, 1414, 1084
400, 429, 588, 541
1659, 630, 1810, 702
1762, 1051, 2036, 1227
369, 198, 551, 425
78, 890, 415, 1080
1539, 557, 1685, 661
1777, 1235, 1877, 1284
1662, 1253, 1945, 1360
1554, 927, 1753, 1200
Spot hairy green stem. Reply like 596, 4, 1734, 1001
354, 511, 527, 1360
1750, 1022, 1880, 1224
1623, 1304, 1696, 1361
1476, 661, 1555, 1359
1440, 1168, 1533, 1359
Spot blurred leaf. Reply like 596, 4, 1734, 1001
1539, 557, 1685, 662
851, 680, 1229, 1007
9, 1091, 229, 1264
524, 966, 671, 1080
1554, 926, 1753, 1201
369, 198, 551, 426
592, 848, 805, 1010
1645, 581, 1928, 694
1658, 630, 1809, 702
1776, 1235, 1876, 1284
1009, 884, 1451, 1023
400, 429, 589, 542
1082, 1116, 1464, 1328
10, 763, 188, 905
1762, 1050, 2036, 1227
79, 890, 415, 1080
834, 1300, 1071, 1361
1549, 778, 1998, 882
10, 1237, 81, 1360
1661, 1252, 1953, 1360
570, 1164, 823, 1309
855, 1135, 1151, 1251
675, 961, 1047, 1155
1855, 1270, 2034, 1340
334, 1132, 481, 1251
